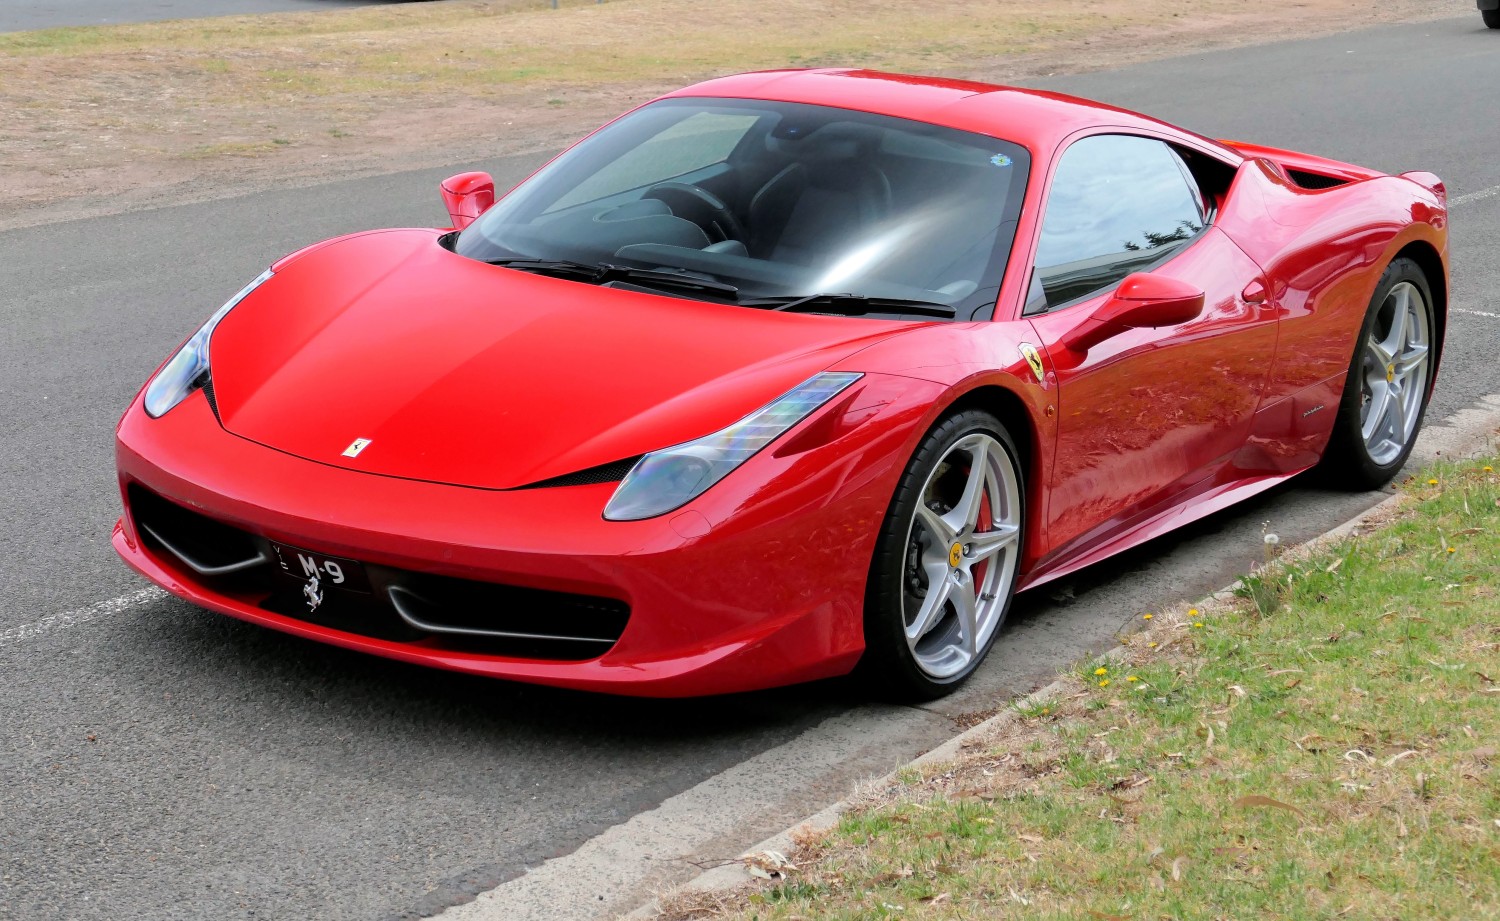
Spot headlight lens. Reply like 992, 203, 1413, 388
603, 371, 862, 521
143, 269, 273, 418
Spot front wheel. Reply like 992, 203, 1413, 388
1320, 258, 1436, 489
1484, 8, 1500, 29
861, 410, 1025, 700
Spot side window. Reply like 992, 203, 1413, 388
549, 112, 760, 211
1029, 135, 1206, 311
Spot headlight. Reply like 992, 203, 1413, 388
603, 372, 862, 521
143, 269, 273, 418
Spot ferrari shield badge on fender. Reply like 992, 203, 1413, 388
342, 438, 373, 458
1018, 343, 1046, 384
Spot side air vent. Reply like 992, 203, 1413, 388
1286, 168, 1350, 190
201, 378, 220, 419
516, 456, 641, 489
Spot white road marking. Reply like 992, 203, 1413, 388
1449, 183, 1500, 207
1454, 307, 1500, 320
0, 587, 166, 649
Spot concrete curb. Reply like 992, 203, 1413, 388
628, 397, 1500, 918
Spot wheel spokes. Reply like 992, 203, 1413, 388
1380, 286, 1411, 358
939, 441, 988, 535
906, 560, 953, 642
967, 523, 1019, 564
1388, 379, 1409, 442
915, 502, 955, 545
1357, 280, 1431, 467
950, 573, 979, 658
1394, 342, 1428, 378
900, 429, 1023, 680
1362, 379, 1391, 443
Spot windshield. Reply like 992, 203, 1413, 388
454, 97, 1030, 320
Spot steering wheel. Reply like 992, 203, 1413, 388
641, 182, 747, 245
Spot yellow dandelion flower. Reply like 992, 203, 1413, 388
1193, 622, 1205, 629
1147, 642, 1158, 648
1126, 676, 1139, 683
1427, 478, 1439, 485
1094, 666, 1109, 676
1098, 679, 1110, 687
1142, 613, 1153, 620
1447, 547, 1456, 554
1188, 608, 1199, 617
1484, 466, 1494, 473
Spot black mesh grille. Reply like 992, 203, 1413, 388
1286, 168, 1349, 190
201, 379, 219, 418
127, 484, 629, 659
517, 456, 641, 489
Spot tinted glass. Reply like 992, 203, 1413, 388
548, 111, 760, 212
1029, 135, 1204, 310
455, 98, 1030, 318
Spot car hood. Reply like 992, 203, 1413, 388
209, 229, 915, 490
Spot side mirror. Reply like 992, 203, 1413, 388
440, 171, 495, 230
1060, 273, 1205, 354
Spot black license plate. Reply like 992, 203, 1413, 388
269, 542, 372, 594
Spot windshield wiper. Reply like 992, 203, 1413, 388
739, 292, 957, 319
483, 258, 739, 298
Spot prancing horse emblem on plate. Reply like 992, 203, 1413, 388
302, 573, 324, 612
1018, 342, 1046, 384
342, 437, 373, 458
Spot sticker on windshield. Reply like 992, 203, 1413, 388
990, 153, 1012, 168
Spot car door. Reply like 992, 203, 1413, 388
1023, 134, 1279, 559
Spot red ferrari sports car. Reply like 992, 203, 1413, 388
114, 69, 1448, 699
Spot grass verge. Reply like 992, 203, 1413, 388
0, 0, 1452, 227
666, 457, 1500, 919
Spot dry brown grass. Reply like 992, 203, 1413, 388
0, 0, 1454, 230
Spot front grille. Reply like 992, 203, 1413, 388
129, 485, 267, 576
127, 484, 629, 660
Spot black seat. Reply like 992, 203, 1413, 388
747, 125, 892, 263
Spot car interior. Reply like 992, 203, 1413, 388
456, 100, 1032, 318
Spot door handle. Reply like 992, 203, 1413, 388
1241, 279, 1269, 305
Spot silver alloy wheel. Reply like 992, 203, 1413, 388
900, 432, 1022, 680
1359, 280, 1431, 466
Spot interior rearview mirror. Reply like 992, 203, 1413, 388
440, 172, 496, 231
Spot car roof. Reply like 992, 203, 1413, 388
661, 69, 1241, 162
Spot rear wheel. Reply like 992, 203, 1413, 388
1320, 258, 1436, 489
861, 410, 1025, 700
1484, 9, 1500, 29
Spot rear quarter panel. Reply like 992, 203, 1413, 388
1214, 159, 1448, 470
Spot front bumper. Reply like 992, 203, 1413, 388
114, 379, 935, 696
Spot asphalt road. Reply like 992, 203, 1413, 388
1, 0, 401, 32
2, 15, 1498, 921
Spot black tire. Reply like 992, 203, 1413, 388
1484, 9, 1500, 29
859, 409, 1025, 701
1319, 257, 1436, 490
